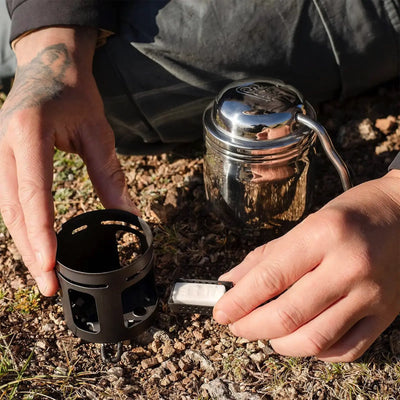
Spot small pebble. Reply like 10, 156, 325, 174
107, 367, 124, 378
141, 357, 160, 369
250, 352, 266, 364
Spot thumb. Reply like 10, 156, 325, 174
80, 122, 140, 215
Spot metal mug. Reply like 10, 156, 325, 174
203, 78, 351, 229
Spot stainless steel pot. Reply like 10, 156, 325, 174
203, 79, 351, 229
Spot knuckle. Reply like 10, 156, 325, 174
100, 153, 127, 187
276, 306, 303, 334
258, 239, 278, 258
247, 239, 278, 262
258, 262, 286, 296
242, 248, 263, 267
0, 203, 20, 229
229, 294, 254, 319
109, 166, 127, 187
18, 179, 41, 204
22, 253, 37, 270
245, 248, 260, 263
310, 208, 350, 244
349, 244, 372, 271
304, 330, 332, 355
347, 255, 371, 282
6, 111, 24, 133
8, 111, 37, 142
364, 284, 384, 307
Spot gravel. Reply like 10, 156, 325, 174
1, 80, 400, 399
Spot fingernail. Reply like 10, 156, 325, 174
123, 194, 142, 217
36, 276, 48, 295
268, 340, 276, 351
132, 205, 142, 218
218, 273, 230, 281
213, 309, 230, 325
229, 323, 238, 336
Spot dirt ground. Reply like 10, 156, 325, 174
1, 79, 400, 399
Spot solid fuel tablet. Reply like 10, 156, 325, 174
172, 282, 227, 307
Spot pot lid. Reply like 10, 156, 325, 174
206, 79, 315, 142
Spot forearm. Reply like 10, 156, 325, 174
0, 27, 97, 134
14, 27, 97, 76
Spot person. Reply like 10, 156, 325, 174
1, 0, 400, 363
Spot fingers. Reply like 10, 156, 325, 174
226, 261, 347, 340
214, 217, 326, 324
268, 291, 374, 361
0, 144, 58, 296
79, 121, 140, 216
13, 123, 56, 269
216, 180, 400, 361
316, 316, 384, 362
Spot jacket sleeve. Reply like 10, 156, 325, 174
389, 152, 400, 171
6, 0, 118, 42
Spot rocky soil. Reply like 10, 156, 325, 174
1, 79, 400, 399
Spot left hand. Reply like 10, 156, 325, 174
213, 170, 400, 362
0, 27, 138, 296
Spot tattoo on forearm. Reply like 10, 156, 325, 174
0, 43, 71, 137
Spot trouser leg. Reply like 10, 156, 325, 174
93, 0, 341, 152
0, 0, 16, 86
93, 35, 212, 154
93, 0, 400, 152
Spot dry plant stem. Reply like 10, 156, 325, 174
0, 329, 17, 371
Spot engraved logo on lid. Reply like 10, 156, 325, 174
236, 83, 300, 114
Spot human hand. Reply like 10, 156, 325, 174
0, 27, 138, 296
214, 170, 400, 362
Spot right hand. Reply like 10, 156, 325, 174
0, 27, 139, 296
214, 170, 400, 361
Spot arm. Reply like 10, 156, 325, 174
0, 26, 138, 295
214, 169, 400, 362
